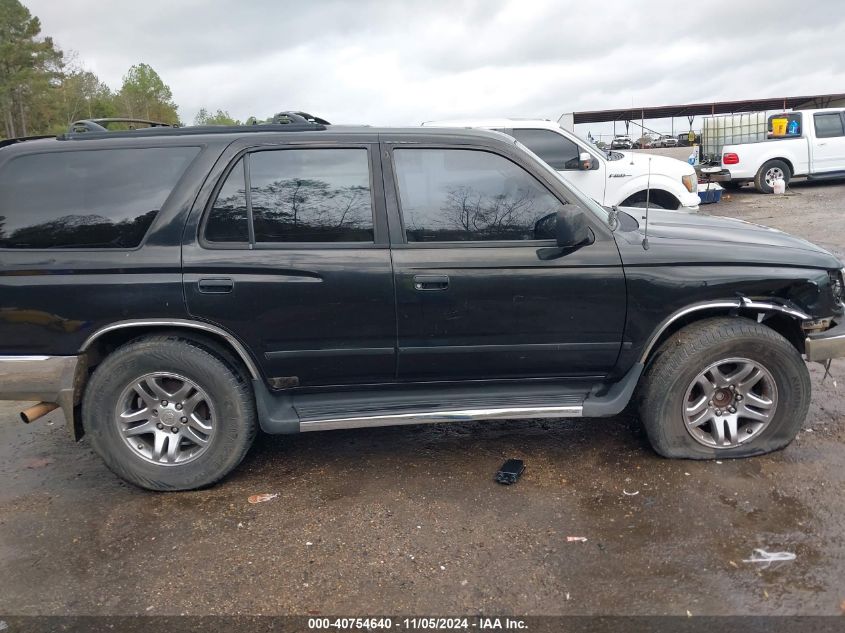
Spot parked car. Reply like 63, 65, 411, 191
423, 118, 700, 210
678, 132, 700, 147
610, 135, 633, 150
718, 108, 845, 193
633, 135, 656, 149
1, 119, 844, 490
652, 135, 679, 148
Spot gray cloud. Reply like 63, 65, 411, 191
26, 0, 845, 134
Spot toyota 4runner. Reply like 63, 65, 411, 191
1, 117, 844, 490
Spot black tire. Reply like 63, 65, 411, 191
754, 159, 790, 194
638, 317, 810, 460
83, 334, 257, 491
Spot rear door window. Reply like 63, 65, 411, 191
0, 147, 199, 249
203, 148, 375, 245
814, 112, 845, 138
510, 128, 582, 170
250, 149, 373, 243
205, 158, 250, 243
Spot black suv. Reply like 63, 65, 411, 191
1, 118, 844, 491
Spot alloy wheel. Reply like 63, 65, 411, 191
115, 372, 216, 465
682, 357, 778, 448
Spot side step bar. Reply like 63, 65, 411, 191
300, 403, 584, 432
254, 363, 644, 435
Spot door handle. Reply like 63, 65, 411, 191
413, 274, 449, 291
198, 277, 234, 294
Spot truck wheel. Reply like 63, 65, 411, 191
754, 159, 790, 194
82, 334, 257, 491
638, 317, 810, 459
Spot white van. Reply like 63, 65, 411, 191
423, 118, 700, 210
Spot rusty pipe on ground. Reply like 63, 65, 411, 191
20, 402, 59, 424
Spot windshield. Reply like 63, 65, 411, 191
571, 128, 613, 159
514, 140, 610, 224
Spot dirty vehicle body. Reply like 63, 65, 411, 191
1, 122, 844, 490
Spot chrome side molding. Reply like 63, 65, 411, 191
79, 318, 260, 379
639, 299, 812, 363
299, 404, 584, 432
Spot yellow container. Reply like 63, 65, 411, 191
771, 118, 788, 136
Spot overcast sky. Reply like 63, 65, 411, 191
26, 0, 845, 138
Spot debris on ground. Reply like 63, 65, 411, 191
248, 493, 279, 504
495, 458, 525, 485
566, 536, 588, 542
22, 457, 53, 469
742, 548, 796, 567
623, 489, 639, 496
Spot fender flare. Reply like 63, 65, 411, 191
639, 298, 811, 364
79, 318, 261, 379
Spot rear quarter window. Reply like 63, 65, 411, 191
0, 146, 200, 249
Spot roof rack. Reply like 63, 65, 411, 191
57, 111, 330, 141
270, 111, 332, 125
0, 134, 55, 150
69, 118, 176, 133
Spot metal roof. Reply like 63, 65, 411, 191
571, 93, 845, 124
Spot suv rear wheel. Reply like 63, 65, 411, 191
83, 334, 257, 490
638, 317, 810, 459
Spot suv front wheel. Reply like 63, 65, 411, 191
83, 334, 257, 490
639, 317, 810, 459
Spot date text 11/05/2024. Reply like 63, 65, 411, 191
307, 616, 528, 629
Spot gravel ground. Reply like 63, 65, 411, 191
1, 179, 844, 617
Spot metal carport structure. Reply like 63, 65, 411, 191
561, 93, 845, 128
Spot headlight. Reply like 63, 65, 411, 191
682, 173, 698, 193
830, 268, 845, 303
831, 268, 844, 303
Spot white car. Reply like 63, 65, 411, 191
653, 135, 679, 148
423, 119, 700, 211
719, 108, 845, 193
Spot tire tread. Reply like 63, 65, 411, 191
639, 317, 810, 459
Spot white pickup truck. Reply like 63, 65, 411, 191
423, 118, 700, 211
719, 108, 845, 193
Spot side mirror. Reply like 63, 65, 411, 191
555, 204, 595, 248
578, 152, 592, 170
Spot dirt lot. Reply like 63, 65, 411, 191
2, 180, 845, 617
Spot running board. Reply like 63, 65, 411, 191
299, 401, 584, 432
253, 363, 644, 435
